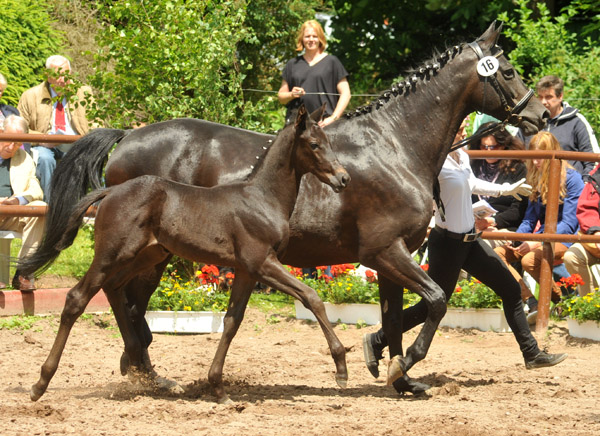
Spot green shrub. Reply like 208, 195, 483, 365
448, 278, 503, 309
87, 0, 255, 129
500, 0, 600, 133
0, 0, 65, 106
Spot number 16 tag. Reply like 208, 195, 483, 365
477, 56, 499, 77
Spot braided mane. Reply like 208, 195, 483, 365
345, 44, 466, 119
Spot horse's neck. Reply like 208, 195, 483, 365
348, 50, 476, 174
249, 128, 301, 214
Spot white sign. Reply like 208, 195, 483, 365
477, 56, 499, 77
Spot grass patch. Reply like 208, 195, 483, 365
248, 291, 294, 314
0, 315, 43, 331
11, 224, 95, 279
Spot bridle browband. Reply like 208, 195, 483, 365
449, 41, 535, 152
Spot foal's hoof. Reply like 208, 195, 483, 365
119, 352, 129, 376
155, 375, 185, 394
386, 355, 405, 386
335, 373, 348, 388
217, 395, 233, 405
30, 384, 44, 402
392, 375, 431, 395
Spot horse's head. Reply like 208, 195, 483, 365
293, 104, 350, 192
468, 21, 549, 135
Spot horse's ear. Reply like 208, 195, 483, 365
309, 103, 327, 123
477, 21, 503, 49
295, 104, 309, 132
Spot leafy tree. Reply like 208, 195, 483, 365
87, 0, 254, 129
500, 0, 600, 132
328, 0, 515, 105
0, 0, 65, 106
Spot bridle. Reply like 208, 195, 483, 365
449, 41, 535, 152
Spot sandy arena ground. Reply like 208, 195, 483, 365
1, 305, 599, 436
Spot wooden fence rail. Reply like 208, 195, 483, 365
1, 132, 599, 333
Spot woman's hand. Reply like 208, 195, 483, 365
0, 197, 19, 205
290, 86, 305, 98
475, 217, 496, 231
318, 115, 337, 128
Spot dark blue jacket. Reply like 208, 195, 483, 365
516, 168, 584, 247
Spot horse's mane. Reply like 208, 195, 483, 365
344, 44, 466, 119
243, 124, 291, 181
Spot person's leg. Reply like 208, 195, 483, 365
34, 146, 56, 202
522, 243, 568, 302
464, 240, 540, 360
402, 230, 470, 332
363, 230, 469, 374
494, 244, 533, 300
564, 244, 595, 296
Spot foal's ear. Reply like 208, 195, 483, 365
309, 103, 327, 123
478, 20, 503, 49
295, 104, 309, 132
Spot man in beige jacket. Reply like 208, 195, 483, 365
0, 115, 46, 291
18, 55, 94, 201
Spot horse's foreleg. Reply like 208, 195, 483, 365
207, 269, 255, 404
367, 239, 446, 386
31, 276, 103, 401
257, 256, 347, 388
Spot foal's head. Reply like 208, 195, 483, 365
292, 104, 350, 192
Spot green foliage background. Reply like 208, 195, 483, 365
500, 0, 600, 132
0, 0, 65, 107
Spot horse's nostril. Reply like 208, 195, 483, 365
341, 173, 351, 186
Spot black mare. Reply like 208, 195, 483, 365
21, 22, 548, 395
29, 105, 351, 404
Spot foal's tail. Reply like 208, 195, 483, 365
18, 189, 111, 276
19, 128, 129, 276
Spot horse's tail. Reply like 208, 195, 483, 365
18, 188, 111, 276
19, 128, 128, 276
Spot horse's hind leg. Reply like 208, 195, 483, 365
208, 268, 255, 404
31, 275, 104, 401
119, 255, 173, 377
256, 256, 347, 388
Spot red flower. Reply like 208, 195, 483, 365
420, 264, 429, 271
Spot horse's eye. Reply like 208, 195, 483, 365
310, 142, 319, 150
502, 69, 515, 80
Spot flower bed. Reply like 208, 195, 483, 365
291, 264, 422, 325
146, 264, 230, 333
558, 290, 600, 341
439, 278, 509, 332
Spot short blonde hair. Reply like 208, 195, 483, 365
295, 20, 327, 52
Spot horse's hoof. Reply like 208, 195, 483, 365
392, 375, 431, 395
119, 352, 129, 376
155, 376, 184, 394
387, 355, 405, 386
30, 384, 44, 402
335, 374, 348, 388
217, 395, 233, 405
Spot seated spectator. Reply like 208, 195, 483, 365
0, 115, 46, 291
494, 131, 584, 322
0, 73, 19, 129
564, 162, 600, 296
17, 55, 95, 201
521, 75, 599, 176
470, 122, 528, 248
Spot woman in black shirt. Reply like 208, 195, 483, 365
278, 20, 350, 127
